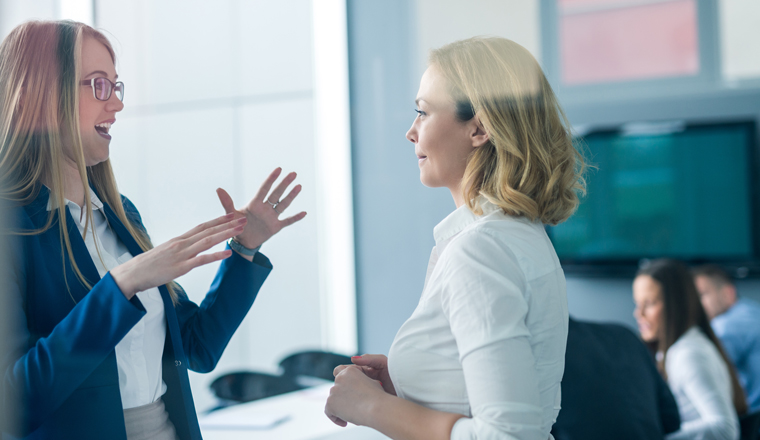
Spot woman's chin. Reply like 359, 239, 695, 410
639, 330, 656, 342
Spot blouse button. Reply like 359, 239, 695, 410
175, 360, 182, 367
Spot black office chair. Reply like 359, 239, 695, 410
279, 350, 354, 383
740, 410, 760, 440
209, 371, 303, 407
207, 351, 354, 412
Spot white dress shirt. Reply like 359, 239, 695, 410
388, 199, 569, 440
665, 327, 740, 440
49, 190, 168, 409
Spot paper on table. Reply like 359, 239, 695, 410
199, 407, 291, 430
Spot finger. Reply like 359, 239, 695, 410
331, 416, 348, 427
185, 249, 234, 271
216, 188, 236, 214
333, 364, 350, 377
266, 171, 297, 205
252, 168, 282, 204
177, 212, 236, 240
185, 221, 245, 256
184, 216, 247, 244
325, 410, 348, 427
357, 366, 381, 381
278, 211, 307, 227
351, 354, 387, 369
270, 184, 301, 213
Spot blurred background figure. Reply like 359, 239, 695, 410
634, 259, 747, 440
694, 265, 760, 414
552, 317, 680, 440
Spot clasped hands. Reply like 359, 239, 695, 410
111, 168, 306, 299
325, 354, 396, 427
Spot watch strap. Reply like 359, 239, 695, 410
228, 237, 261, 257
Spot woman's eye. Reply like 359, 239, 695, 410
414, 109, 426, 117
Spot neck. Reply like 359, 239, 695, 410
449, 179, 466, 209
61, 158, 86, 208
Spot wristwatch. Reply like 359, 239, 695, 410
228, 237, 261, 257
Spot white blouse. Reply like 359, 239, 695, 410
49, 190, 167, 409
665, 327, 740, 440
388, 199, 569, 440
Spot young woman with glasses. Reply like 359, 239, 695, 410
324, 37, 586, 440
0, 20, 305, 440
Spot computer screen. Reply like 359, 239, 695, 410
550, 121, 757, 264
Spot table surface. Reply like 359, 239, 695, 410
199, 384, 390, 440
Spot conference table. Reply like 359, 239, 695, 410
199, 383, 390, 440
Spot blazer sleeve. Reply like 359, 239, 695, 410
120, 196, 272, 374
173, 249, 272, 373
0, 217, 146, 436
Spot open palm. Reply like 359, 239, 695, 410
216, 167, 306, 250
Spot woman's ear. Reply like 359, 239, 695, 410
469, 117, 489, 148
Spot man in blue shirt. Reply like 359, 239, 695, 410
694, 265, 760, 412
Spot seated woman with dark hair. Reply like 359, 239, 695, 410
633, 259, 747, 440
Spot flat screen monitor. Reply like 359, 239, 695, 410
549, 120, 759, 274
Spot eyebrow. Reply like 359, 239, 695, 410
84, 70, 118, 79
415, 98, 426, 106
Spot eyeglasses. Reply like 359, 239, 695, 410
80, 77, 124, 102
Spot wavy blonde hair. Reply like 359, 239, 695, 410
0, 20, 178, 303
430, 37, 586, 225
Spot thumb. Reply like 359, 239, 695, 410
216, 188, 236, 214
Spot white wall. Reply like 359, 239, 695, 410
0, 0, 354, 415
100, 0, 327, 414
415, 0, 541, 76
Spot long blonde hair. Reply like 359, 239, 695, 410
430, 37, 586, 225
0, 20, 178, 303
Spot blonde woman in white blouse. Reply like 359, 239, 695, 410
324, 37, 586, 440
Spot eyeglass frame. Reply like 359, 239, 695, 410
79, 77, 125, 102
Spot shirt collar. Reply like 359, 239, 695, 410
433, 197, 502, 245
46, 187, 105, 212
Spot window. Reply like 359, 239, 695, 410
558, 0, 699, 85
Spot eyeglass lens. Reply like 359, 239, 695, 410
93, 78, 124, 101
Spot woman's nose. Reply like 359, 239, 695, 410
107, 93, 124, 112
406, 125, 416, 143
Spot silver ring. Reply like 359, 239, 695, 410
266, 199, 279, 209
273, 205, 281, 214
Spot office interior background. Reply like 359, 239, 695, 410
2, 0, 760, 414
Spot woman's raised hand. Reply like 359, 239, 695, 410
215, 167, 306, 258
110, 213, 246, 299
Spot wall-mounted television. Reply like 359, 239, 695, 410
548, 120, 760, 277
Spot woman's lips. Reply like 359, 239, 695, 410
418, 155, 427, 165
95, 126, 111, 140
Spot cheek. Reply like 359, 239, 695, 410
648, 307, 662, 326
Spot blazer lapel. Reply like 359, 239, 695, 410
63, 207, 102, 302
101, 202, 145, 258
30, 186, 102, 303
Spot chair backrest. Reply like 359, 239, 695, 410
740, 410, 760, 440
279, 350, 354, 382
209, 371, 303, 404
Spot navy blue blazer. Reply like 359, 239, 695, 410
0, 186, 272, 439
